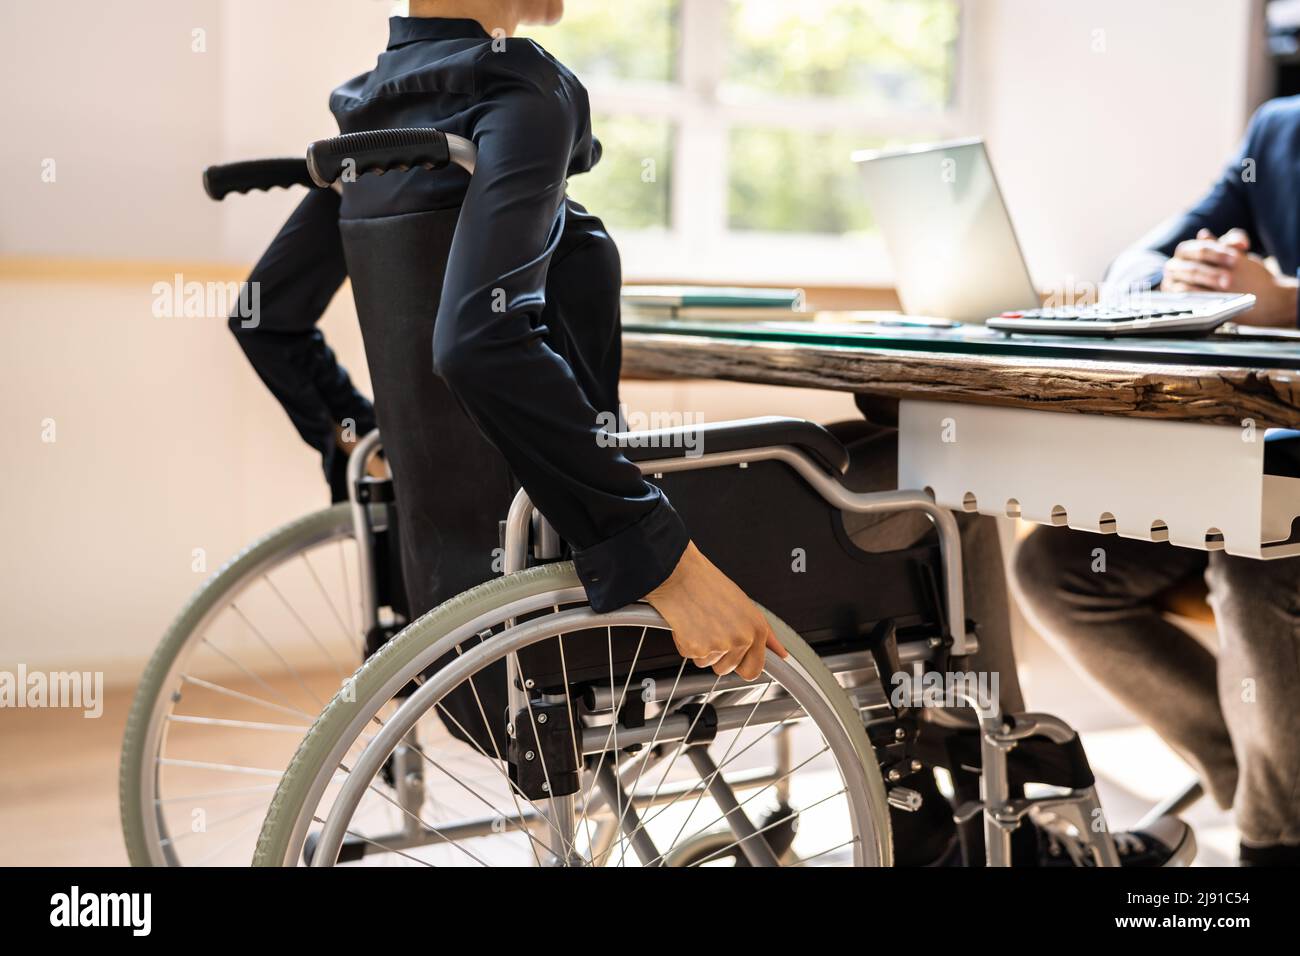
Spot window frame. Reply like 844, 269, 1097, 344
575, 0, 976, 285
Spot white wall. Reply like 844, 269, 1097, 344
970, 0, 1265, 287
0, 0, 224, 260
0, 0, 396, 263
216, 0, 393, 260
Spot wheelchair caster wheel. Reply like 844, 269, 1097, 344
663, 830, 752, 867
662, 805, 798, 867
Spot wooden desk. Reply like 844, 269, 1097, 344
622, 318, 1300, 559
623, 320, 1300, 429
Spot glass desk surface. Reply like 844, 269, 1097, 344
622, 314, 1300, 371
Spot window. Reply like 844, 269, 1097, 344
530, 0, 969, 283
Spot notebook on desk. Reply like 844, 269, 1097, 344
621, 283, 800, 321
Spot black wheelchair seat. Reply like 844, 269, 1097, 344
613, 415, 850, 475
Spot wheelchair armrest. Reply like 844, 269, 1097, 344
614, 415, 850, 475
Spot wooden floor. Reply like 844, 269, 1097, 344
1, 686, 134, 866
0, 662, 1241, 867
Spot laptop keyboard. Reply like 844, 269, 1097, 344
986, 293, 1256, 336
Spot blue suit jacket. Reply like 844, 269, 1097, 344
1113, 95, 1300, 326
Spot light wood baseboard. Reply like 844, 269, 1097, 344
0, 256, 251, 284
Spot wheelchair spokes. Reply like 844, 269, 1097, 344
129, 510, 365, 866
275, 592, 884, 867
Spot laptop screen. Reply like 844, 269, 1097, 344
854, 139, 1040, 322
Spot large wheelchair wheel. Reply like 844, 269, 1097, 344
254, 562, 892, 867
121, 503, 364, 866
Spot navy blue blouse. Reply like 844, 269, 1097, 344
330, 17, 689, 610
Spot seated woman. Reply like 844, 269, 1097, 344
230, 0, 1185, 866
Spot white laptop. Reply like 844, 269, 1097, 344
852, 139, 1254, 336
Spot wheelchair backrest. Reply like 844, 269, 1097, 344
341, 205, 520, 616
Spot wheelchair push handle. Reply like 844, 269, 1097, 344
202, 158, 317, 201
305, 128, 477, 187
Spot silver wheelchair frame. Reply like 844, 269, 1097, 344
489, 437, 1121, 867
347, 427, 392, 638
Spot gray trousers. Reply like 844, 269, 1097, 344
837, 423, 1024, 717
1013, 525, 1300, 847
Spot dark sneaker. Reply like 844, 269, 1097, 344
1039, 814, 1196, 867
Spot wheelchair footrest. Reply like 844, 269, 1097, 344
944, 725, 1096, 792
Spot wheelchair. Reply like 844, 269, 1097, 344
131, 128, 1177, 867
253, 409, 1132, 867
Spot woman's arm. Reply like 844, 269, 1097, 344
432, 48, 783, 677
433, 56, 683, 607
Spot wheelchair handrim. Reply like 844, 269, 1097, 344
255, 562, 892, 867
316, 607, 881, 866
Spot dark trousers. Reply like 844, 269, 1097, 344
1014, 525, 1300, 847
229, 189, 376, 501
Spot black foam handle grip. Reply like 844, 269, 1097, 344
306, 128, 451, 188
202, 159, 316, 201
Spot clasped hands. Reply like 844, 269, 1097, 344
1161, 227, 1298, 327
